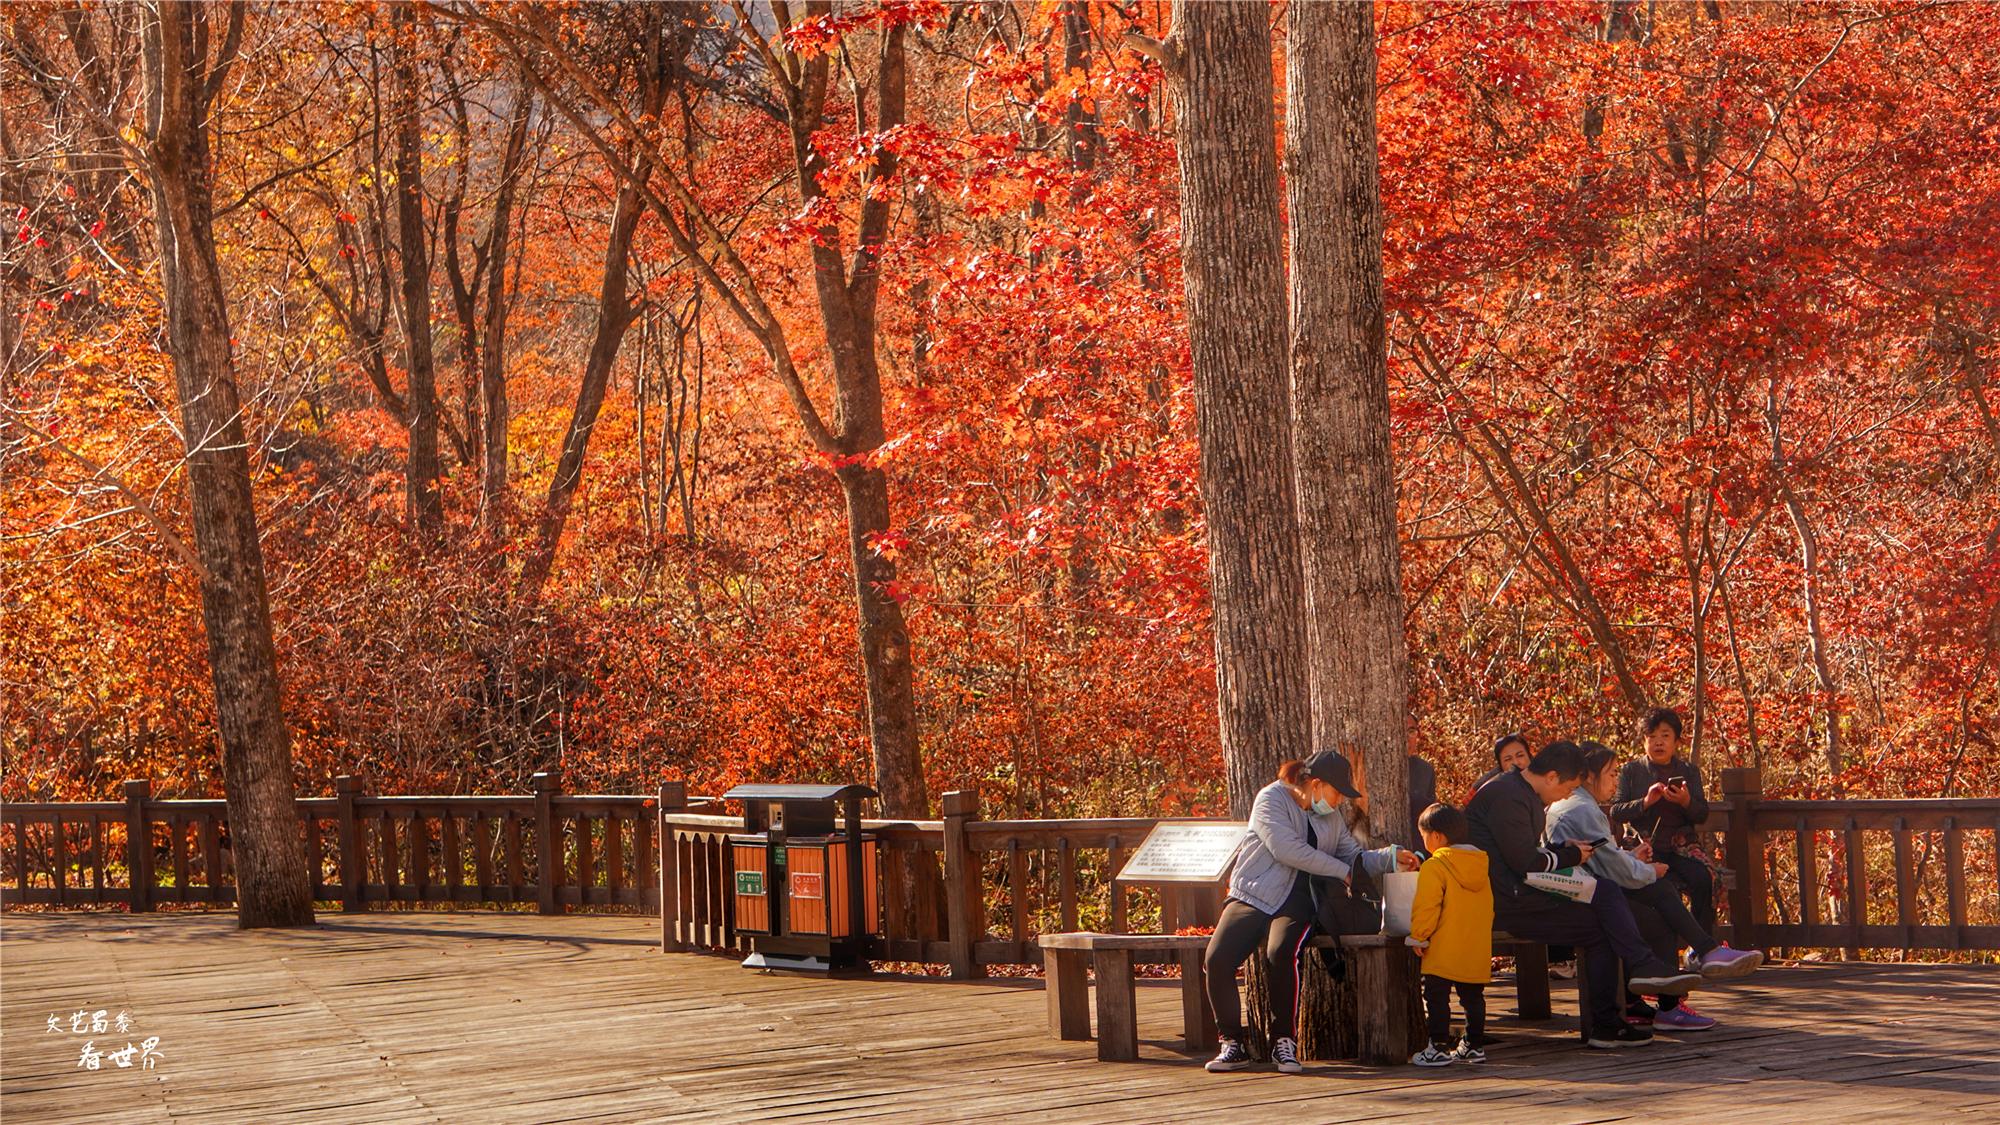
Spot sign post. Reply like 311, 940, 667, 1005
1114, 821, 1247, 931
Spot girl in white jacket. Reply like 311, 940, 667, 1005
1548, 743, 1763, 1030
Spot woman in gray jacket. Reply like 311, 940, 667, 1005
1548, 743, 1762, 1030
1202, 751, 1416, 1074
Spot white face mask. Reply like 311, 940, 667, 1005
1310, 795, 1336, 816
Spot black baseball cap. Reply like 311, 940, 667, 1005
1303, 750, 1362, 799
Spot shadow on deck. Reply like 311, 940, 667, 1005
4, 910, 1997, 1123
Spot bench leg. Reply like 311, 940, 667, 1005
1176, 947, 1215, 1052
1044, 949, 1091, 1041
1512, 943, 1552, 1020
1092, 948, 1138, 1062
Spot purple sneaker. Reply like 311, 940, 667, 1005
1692, 945, 1765, 981
1654, 1002, 1717, 1031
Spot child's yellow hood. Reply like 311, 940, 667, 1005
1432, 844, 1490, 893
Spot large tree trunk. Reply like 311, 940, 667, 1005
1142, 2, 1314, 816
784, 17, 927, 817
392, 0, 443, 539
1285, 1, 1412, 846
836, 462, 925, 817
140, 0, 313, 929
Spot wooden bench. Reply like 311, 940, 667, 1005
1041, 929, 1564, 1065
1038, 933, 1215, 1062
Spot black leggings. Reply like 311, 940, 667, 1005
1625, 877, 1720, 1011
1423, 974, 1486, 1046
1662, 851, 1716, 932
1203, 898, 1313, 1042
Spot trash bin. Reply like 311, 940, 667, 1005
723, 783, 879, 971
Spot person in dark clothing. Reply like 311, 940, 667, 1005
1609, 709, 1716, 932
1407, 754, 1438, 844
1466, 741, 1703, 1049
1467, 732, 1531, 803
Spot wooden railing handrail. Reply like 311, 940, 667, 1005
9, 771, 1998, 971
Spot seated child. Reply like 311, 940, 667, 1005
1407, 803, 1494, 1066
1549, 742, 1763, 1031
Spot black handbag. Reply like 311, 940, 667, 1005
1310, 868, 1383, 979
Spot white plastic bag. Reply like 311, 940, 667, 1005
1380, 870, 1421, 936
1526, 866, 1599, 903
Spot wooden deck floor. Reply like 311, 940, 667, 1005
4, 910, 1997, 1123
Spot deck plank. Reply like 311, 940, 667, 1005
4, 911, 1996, 1123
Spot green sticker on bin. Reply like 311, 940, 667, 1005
736, 871, 764, 896
772, 844, 786, 867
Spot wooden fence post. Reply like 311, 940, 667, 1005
123, 779, 152, 913
1720, 766, 1766, 950
336, 775, 364, 913
941, 788, 985, 980
658, 780, 687, 953
534, 771, 562, 915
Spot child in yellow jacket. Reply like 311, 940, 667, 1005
1407, 803, 1494, 1066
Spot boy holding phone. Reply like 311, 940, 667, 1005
1608, 709, 1715, 931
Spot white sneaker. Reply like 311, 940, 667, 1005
1272, 1036, 1303, 1073
1411, 1042, 1456, 1067
1205, 1038, 1252, 1072
1452, 1037, 1486, 1063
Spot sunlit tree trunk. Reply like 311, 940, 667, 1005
1767, 380, 1843, 779
391, 0, 443, 539
518, 179, 643, 602
140, 0, 312, 929
1136, 1, 1313, 816
478, 82, 532, 540
1286, 0, 1411, 845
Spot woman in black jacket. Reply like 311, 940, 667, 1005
1608, 709, 1715, 931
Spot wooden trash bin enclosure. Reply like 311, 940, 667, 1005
723, 783, 880, 971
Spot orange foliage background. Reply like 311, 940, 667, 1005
3, 1, 1994, 814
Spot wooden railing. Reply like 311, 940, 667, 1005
1, 773, 714, 915
1718, 767, 2000, 954
9, 768, 1996, 974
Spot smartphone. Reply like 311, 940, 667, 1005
1668, 777, 1688, 790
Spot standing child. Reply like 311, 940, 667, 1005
1407, 803, 1494, 1066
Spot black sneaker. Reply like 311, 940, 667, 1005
1271, 1036, 1303, 1073
1625, 998, 1657, 1026
1588, 1023, 1655, 1049
1205, 1038, 1253, 1072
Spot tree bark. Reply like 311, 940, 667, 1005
517, 177, 643, 603
1285, 1, 1411, 845
140, 0, 313, 929
1767, 380, 1843, 778
1147, 1, 1314, 815
391, 0, 443, 539
836, 460, 924, 818
478, 81, 533, 539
